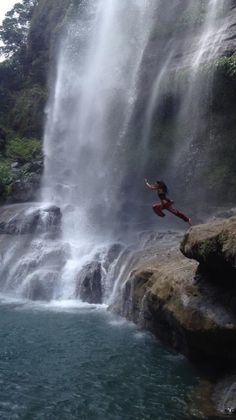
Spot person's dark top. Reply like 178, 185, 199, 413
157, 187, 166, 200
157, 186, 172, 203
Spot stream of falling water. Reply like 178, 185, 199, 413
0, 0, 232, 304
42, 0, 156, 238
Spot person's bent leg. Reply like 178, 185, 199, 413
166, 205, 190, 223
152, 203, 165, 218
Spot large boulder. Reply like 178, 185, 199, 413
111, 220, 236, 364
113, 252, 236, 364
180, 216, 236, 281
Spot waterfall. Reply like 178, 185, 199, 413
42, 0, 156, 239
141, 0, 230, 204
169, 0, 229, 193
0, 0, 232, 303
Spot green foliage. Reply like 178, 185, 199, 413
28, 0, 77, 82
0, 0, 38, 57
4, 183, 13, 196
0, 0, 82, 201
215, 54, 236, 78
10, 85, 47, 137
0, 0, 81, 142
0, 161, 13, 185
6, 137, 42, 162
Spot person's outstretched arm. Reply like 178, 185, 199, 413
145, 179, 158, 190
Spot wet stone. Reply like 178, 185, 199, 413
0, 204, 61, 235
76, 261, 102, 304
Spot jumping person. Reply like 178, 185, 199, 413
145, 179, 192, 226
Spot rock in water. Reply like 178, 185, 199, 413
76, 261, 102, 304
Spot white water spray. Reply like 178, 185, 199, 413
0, 0, 232, 304
43, 0, 156, 239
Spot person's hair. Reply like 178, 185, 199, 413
156, 180, 168, 194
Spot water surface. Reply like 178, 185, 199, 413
0, 300, 204, 419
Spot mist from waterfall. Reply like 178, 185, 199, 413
169, 0, 229, 193
141, 0, 231, 205
0, 0, 232, 303
42, 0, 156, 240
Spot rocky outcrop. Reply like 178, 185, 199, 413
73, 242, 125, 304
0, 203, 61, 235
76, 261, 102, 304
180, 216, 236, 276
111, 217, 236, 365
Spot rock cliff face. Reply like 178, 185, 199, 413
181, 216, 236, 278
111, 217, 236, 366
144, 2, 236, 78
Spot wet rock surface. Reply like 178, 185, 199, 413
111, 219, 236, 365
10, 174, 41, 203
180, 216, 236, 280
21, 271, 57, 301
76, 261, 102, 304
0, 203, 61, 235
109, 220, 236, 417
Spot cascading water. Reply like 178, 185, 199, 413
40, 0, 158, 302
0, 0, 232, 304
169, 0, 229, 192
42, 0, 156, 237
141, 0, 231, 204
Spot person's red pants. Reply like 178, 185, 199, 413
152, 201, 189, 223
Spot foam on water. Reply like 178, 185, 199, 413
0, 293, 107, 313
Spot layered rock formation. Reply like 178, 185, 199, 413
111, 217, 236, 366
109, 217, 236, 416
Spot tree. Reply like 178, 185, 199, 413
0, 0, 38, 58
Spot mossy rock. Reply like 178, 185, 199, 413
181, 217, 236, 274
